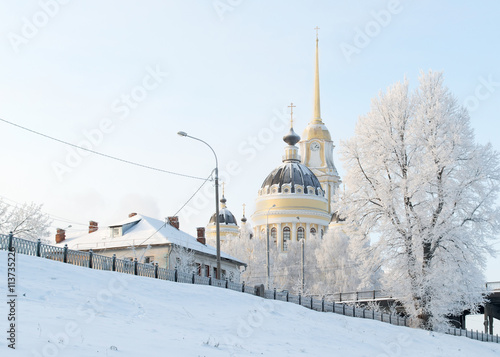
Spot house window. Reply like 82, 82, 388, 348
213, 267, 218, 278
271, 227, 277, 244
282, 227, 290, 251
205, 265, 210, 277
222, 269, 226, 280
196, 263, 201, 276
176, 257, 181, 268
112, 227, 121, 237
297, 227, 305, 241
229, 271, 235, 282
144, 256, 154, 264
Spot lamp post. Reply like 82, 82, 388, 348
266, 204, 276, 289
177, 131, 221, 280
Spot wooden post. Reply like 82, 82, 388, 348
225, 279, 228, 288
36, 238, 41, 257
134, 258, 138, 275
242, 281, 245, 292
310, 297, 313, 310
274, 288, 276, 300
174, 269, 178, 282
63, 244, 68, 263
299, 294, 301, 305
353, 305, 355, 317
192, 273, 195, 284
88, 249, 93, 269
286, 292, 289, 302
155, 263, 159, 278
112, 254, 116, 272
321, 299, 324, 312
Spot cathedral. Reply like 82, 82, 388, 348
208, 33, 341, 250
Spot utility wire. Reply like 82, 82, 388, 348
0, 117, 207, 181
115, 171, 213, 259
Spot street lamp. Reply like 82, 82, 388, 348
266, 204, 276, 289
177, 131, 221, 280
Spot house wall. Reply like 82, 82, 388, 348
92, 245, 242, 283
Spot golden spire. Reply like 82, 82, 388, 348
220, 182, 227, 209
313, 26, 322, 124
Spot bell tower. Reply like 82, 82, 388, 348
299, 28, 341, 214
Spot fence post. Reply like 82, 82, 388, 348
339, 292, 342, 302
134, 258, 138, 275
174, 269, 178, 282
353, 305, 355, 317
8, 231, 13, 252
242, 281, 245, 292
192, 273, 195, 284
310, 297, 313, 310
356, 292, 359, 301
363, 308, 365, 318
373, 290, 376, 300
88, 249, 93, 269
321, 299, 324, 312
389, 314, 392, 324
63, 244, 68, 263
36, 238, 41, 257
112, 254, 116, 271
342, 304, 345, 315
333, 301, 335, 313
274, 288, 276, 300
155, 263, 159, 279
299, 294, 301, 305
286, 292, 289, 302
381, 312, 383, 322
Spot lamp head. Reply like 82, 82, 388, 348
177, 131, 188, 137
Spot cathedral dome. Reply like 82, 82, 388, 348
260, 161, 323, 196
209, 196, 238, 225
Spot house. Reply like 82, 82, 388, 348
53, 213, 246, 282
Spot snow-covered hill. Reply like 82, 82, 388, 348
1, 251, 499, 357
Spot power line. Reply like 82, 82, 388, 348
115, 172, 213, 259
0, 117, 207, 181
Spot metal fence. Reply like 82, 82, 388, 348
1, 233, 498, 344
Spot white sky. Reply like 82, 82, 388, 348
0, 1, 499, 280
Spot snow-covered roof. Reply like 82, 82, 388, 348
54, 214, 245, 266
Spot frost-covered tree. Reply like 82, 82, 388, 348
0, 200, 52, 241
337, 71, 500, 330
171, 244, 196, 274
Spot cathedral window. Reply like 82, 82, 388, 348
297, 227, 305, 241
310, 227, 317, 235
282, 227, 291, 251
271, 227, 277, 244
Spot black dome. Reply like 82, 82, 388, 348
209, 208, 238, 225
261, 162, 323, 195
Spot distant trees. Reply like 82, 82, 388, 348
336, 71, 500, 330
222, 224, 370, 299
0, 200, 52, 241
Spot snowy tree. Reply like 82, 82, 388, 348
0, 200, 52, 241
337, 71, 500, 329
171, 244, 196, 274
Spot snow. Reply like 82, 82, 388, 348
1, 251, 499, 356
54, 214, 244, 265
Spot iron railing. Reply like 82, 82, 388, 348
1, 232, 499, 344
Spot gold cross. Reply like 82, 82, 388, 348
221, 182, 225, 196
288, 102, 296, 127
314, 26, 320, 39
242, 203, 246, 216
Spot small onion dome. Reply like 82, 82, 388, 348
261, 161, 323, 195
241, 215, 247, 223
209, 208, 238, 225
283, 127, 301, 146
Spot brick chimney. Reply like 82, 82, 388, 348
196, 227, 206, 245
89, 221, 98, 234
129, 212, 137, 218
167, 216, 179, 230
55, 228, 66, 244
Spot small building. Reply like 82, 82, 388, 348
53, 213, 246, 282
